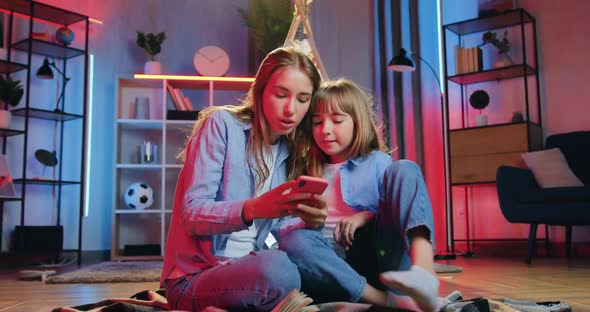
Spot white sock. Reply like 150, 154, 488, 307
380, 265, 440, 312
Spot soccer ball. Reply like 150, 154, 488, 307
124, 182, 154, 210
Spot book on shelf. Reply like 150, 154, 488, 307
271, 289, 318, 312
455, 45, 463, 75
455, 46, 483, 74
172, 88, 188, 111
183, 96, 194, 111
166, 83, 185, 111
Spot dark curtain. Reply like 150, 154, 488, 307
372, 0, 424, 168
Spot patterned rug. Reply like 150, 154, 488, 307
45, 261, 462, 284
45, 261, 162, 284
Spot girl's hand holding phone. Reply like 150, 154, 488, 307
287, 176, 328, 229
242, 178, 327, 227
288, 193, 328, 229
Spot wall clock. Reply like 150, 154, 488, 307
193, 45, 230, 77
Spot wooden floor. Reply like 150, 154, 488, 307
0, 256, 588, 311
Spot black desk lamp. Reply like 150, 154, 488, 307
36, 57, 70, 112
388, 48, 455, 259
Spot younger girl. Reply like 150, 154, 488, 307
279, 78, 441, 312
162, 47, 327, 311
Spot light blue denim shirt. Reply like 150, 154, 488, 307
278, 150, 394, 234
161, 110, 291, 285
337, 150, 393, 212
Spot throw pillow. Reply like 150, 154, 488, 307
521, 148, 584, 188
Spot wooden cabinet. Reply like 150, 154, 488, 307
450, 122, 542, 184
112, 75, 253, 260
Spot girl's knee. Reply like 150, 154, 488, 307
257, 250, 300, 291
279, 229, 320, 253
386, 160, 423, 184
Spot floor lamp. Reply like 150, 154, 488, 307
388, 48, 456, 259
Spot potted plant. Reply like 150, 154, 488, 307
237, 0, 292, 70
136, 31, 166, 74
478, 30, 512, 68
0, 76, 24, 128
469, 89, 490, 126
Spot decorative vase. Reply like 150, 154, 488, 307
511, 111, 524, 123
144, 61, 162, 74
134, 96, 150, 120
0, 110, 11, 129
494, 53, 513, 68
475, 114, 488, 126
139, 141, 158, 164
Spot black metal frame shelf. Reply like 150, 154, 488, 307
0, 197, 22, 202
11, 108, 83, 121
448, 120, 540, 132
0, 0, 89, 265
0, 128, 25, 137
0, 60, 27, 74
445, 8, 534, 35
441, 8, 542, 257
0, 0, 86, 26
12, 39, 85, 59
14, 179, 81, 186
448, 64, 536, 85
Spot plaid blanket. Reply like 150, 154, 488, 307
52, 289, 169, 312
52, 289, 571, 312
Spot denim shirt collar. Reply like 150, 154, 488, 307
344, 154, 366, 168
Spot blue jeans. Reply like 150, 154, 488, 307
165, 249, 300, 311
279, 160, 435, 303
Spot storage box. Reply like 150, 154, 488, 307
123, 244, 161, 256
14, 225, 63, 253
166, 110, 199, 121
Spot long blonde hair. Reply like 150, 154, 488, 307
306, 78, 388, 177
183, 47, 321, 189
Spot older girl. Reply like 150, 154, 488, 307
162, 47, 327, 311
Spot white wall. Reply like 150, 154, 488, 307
519, 0, 590, 134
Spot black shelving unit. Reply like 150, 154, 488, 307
0, 0, 88, 265
441, 9, 543, 255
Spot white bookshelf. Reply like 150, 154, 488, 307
111, 75, 253, 260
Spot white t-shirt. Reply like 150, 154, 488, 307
322, 162, 358, 258
223, 143, 280, 257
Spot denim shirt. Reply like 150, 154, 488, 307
336, 151, 393, 212
278, 151, 394, 235
161, 110, 291, 285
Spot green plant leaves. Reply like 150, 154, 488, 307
0, 76, 24, 107
136, 31, 166, 61
237, 0, 293, 54
480, 30, 510, 54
